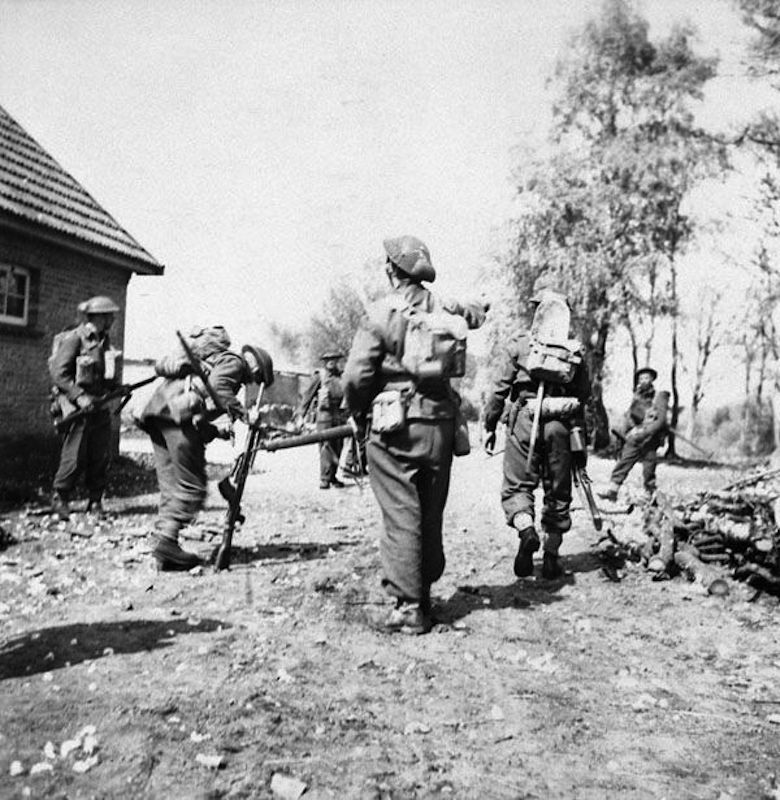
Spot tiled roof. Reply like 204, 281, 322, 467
0, 105, 163, 274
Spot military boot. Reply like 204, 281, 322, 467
51, 490, 70, 520
153, 535, 203, 572
598, 483, 621, 503
381, 599, 433, 635
541, 551, 565, 580
512, 515, 540, 578
86, 497, 106, 518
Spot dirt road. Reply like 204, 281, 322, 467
1, 439, 779, 799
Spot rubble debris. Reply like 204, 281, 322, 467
195, 753, 225, 769
270, 772, 308, 799
72, 755, 99, 774
639, 474, 780, 597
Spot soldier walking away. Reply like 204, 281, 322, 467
49, 295, 122, 519
300, 352, 348, 489
599, 368, 669, 502
343, 235, 487, 634
134, 326, 260, 571
482, 277, 591, 581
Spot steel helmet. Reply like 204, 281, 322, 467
383, 236, 436, 283
78, 295, 120, 315
241, 344, 275, 386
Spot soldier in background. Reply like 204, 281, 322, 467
599, 369, 668, 502
482, 279, 590, 581
134, 326, 259, 571
300, 352, 348, 489
49, 295, 121, 518
343, 235, 487, 635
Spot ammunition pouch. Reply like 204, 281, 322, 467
371, 389, 408, 434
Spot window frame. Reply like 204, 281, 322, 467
0, 263, 31, 326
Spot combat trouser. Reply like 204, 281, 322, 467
317, 420, 344, 486
147, 420, 207, 536
367, 418, 454, 604
53, 410, 112, 502
610, 438, 658, 493
501, 404, 573, 550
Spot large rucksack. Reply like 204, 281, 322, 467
399, 305, 468, 380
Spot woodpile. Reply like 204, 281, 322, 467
639, 468, 780, 597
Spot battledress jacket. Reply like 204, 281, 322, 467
49, 323, 113, 404
483, 333, 591, 434
343, 282, 486, 421
139, 350, 247, 427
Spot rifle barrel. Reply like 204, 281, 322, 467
261, 424, 354, 452
54, 375, 157, 430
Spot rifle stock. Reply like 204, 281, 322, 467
54, 375, 157, 431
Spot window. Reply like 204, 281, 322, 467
0, 264, 30, 326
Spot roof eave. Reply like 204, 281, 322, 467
0, 211, 165, 276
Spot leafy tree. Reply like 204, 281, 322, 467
499, 0, 724, 448
304, 258, 388, 368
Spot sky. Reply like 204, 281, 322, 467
1, 0, 777, 408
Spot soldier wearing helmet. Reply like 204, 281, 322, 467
49, 295, 121, 518
342, 236, 487, 634
134, 326, 270, 571
482, 274, 590, 581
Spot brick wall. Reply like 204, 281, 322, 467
0, 229, 130, 461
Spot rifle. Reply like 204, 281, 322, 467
570, 425, 602, 531
214, 383, 268, 571
613, 426, 713, 461
54, 375, 157, 431
214, 419, 356, 571
572, 462, 603, 532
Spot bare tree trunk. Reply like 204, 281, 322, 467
585, 320, 612, 451
667, 260, 680, 459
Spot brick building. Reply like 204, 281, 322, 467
0, 105, 163, 474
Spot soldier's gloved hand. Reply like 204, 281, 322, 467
484, 430, 496, 454
247, 405, 261, 426
76, 394, 95, 411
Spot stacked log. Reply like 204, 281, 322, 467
640, 468, 780, 597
